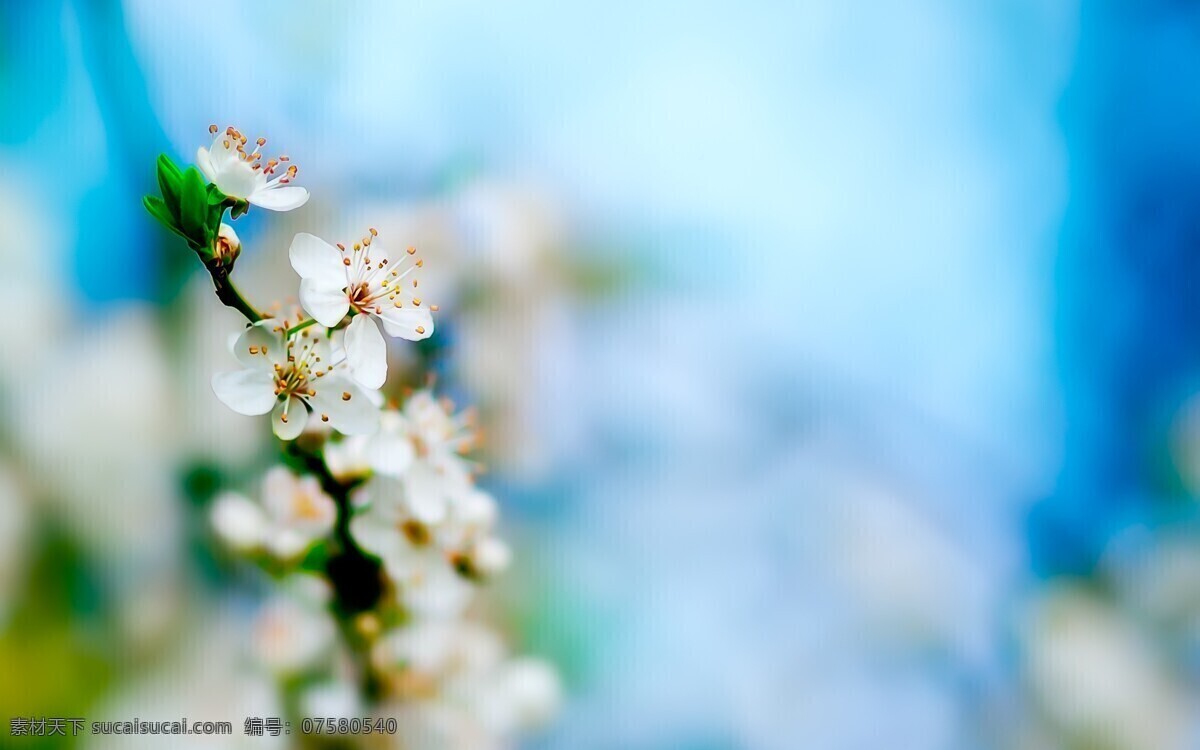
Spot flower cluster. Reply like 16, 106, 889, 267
145, 125, 558, 746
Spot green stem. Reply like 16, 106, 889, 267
206, 261, 263, 323
208, 258, 384, 700
285, 318, 318, 337
286, 441, 384, 700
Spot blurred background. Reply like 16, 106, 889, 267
3, 0, 1200, 748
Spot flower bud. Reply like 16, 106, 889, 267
214, 222, 241, 264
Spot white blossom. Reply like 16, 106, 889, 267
196, 125, 309, 211
289, 231, 433, 389
374, 619, 505, 681
211, 321, 379, 440
349, 487, 473, 619
1021, 586, 1188, 750
299, 681, 363, 720
468, 535, 512, 578
372, 621, 560, 747
463, 658, 561, 737
324, 408, 415, 481
253, 583, 338, 676
328, 390, 477, 522
210, 467, 337, 559
89, 613, 285, 750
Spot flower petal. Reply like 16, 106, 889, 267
250, 185, 310, 211
272, 396, 309, 440
473, 537, 512, 575
323, 436, 372, 479
196, 146, 216, 182
403, 561, 473, 619
233, 322, 284, 370
261, 466, 301, 520
210, 492, 267, 551
344, 314, 387, 390
348, 509, 397, 558
263, 469, 335, 539
212, 369, 277, 415
290, 232, 346, 280
404, 462, 451, 524
299, 278, 350, 328
377, 306, 434, 341
311, 374, 380, 436
364, 427, 415, 477
451, 488, 498, 528
208, 135, 237, 167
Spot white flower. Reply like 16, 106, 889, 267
400, 390, 477, 476
90, 614, 286, 750
350, 478, 507, 617
211, 321, 379, 440
299, 681, 362, 720
330, 391, 477, 519
289, 231, 434, 389
349, 489, 473, 618
210, 492, 265, 551
324, 408, 416, 481
252, 582, 337, 675
1022, 586, 1187, 749
210, 467, 337, 558
373, 620, 505, 680
196, 125, 309, 211
17, 307, 183, 576
372, 622, 560, 745
467, 536, 512, 577
440, 487, 511, 578
459, 658, 561, 737
392, 391, 480, 522
327, 393, 477, 526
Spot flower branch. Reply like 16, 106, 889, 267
145, 124, 560, 740
205, 258, 264, 323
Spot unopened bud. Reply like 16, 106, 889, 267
214, 222, 241, 264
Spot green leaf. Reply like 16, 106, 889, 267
180, 167, 209, 246
207, 205, 226, 235
155, 155, 183, 221
142, 195, 188, 240
206, 183, 228, 205
229, 199, 250, 220
297, 542, 331, 574
205, 185, 230, 238
156, 152, 182, 180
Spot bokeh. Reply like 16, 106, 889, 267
2, 1, 1199, 748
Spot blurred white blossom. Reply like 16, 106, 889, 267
210, 467, 336, 559
252, 578, 338, 672
373, 620, 560, 749
86, 615, 286, 750
16, 306, 183, 576
1020, 585, 1188, 750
